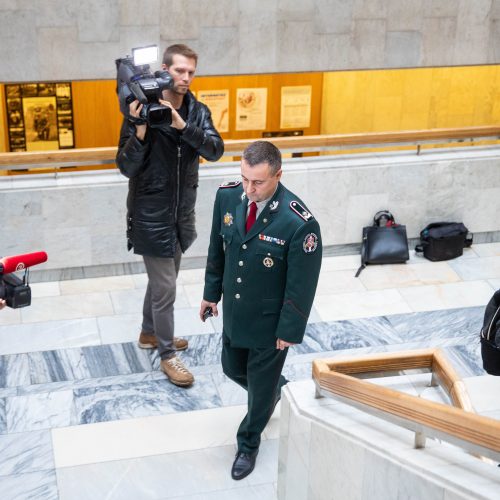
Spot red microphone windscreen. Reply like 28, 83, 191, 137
0, 251, 48, 274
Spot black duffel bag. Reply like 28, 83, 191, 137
480, 289, 500, 376
415, 222, 472, 262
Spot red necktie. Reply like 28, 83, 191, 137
245, 201, 257, 233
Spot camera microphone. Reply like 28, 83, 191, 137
0, 251, 48, 275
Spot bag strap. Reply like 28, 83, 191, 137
465, 232, 473, 248
355, 233, 367, 277
415, 242, 427, 255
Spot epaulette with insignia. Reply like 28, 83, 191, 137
290, 201, 314, 221
219, 181, 241, 189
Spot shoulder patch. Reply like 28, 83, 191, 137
219, 180, 241, 189
290, 201, 314, 221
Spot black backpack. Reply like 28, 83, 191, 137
480, 289, 500, 376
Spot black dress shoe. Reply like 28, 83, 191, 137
231, 450, 258, 480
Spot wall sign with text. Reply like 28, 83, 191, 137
5, 82, 75, 152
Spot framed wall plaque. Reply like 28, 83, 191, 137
5, 82, 75, 152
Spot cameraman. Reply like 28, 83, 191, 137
116, 44, 224, 388
0, 299, 5, 310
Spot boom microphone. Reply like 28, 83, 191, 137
0, 251, 48, 275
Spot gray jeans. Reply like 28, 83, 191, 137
142, 246, 182, 360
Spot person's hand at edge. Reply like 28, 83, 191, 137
199, 299, 218, 322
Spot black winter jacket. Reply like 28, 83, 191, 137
116, 92, 224, 258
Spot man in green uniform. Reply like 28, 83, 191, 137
200, 141, 322, 480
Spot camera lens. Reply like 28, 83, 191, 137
147, 105, 172, 128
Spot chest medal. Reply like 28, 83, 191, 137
263, 256, 274, 268
223, 212, 234, 226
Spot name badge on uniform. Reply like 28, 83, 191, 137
223, 212, 234, 226
303, 233, 319, 253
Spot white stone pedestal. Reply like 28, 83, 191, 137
278, 379, 500, 500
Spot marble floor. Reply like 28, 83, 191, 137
0, 243, 499, 499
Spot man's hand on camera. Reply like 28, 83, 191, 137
0, 299, 6, 310
129, 100, 147, 141
159, 99, 186, 130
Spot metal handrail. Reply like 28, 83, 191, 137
1, 126, 500, 172
312, 349, 500, 462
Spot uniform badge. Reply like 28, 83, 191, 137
290, 201, 313, 221
241, 192, 246, 200
263, 257, 274, 268
219, 180, 241, 189
223, 212, 233, 226
269, 200, 279, 211
303, 233, 319, 253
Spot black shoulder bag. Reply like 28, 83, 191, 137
355, 211, 409, 277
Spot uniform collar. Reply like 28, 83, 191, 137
237, 183, 284, 241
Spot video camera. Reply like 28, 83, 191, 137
0, 251, 48, 308
115, 45, 173, 128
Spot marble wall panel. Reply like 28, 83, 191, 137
159, 0, 201, 41
76, 0, 120, 43
350, 19, 387, 69
0, 10, 39, 82
276, 21, 321, 73
421, 17, 458, 66
277, 0, 314, 22
385, 31, 422, 68
196, 26, 239, 76
453, 0, 492, 65
352, 0, 388, 19
2, 0, 500, 80
386, 0, 424, 31
37, 27, 81, 82
490, 19, 500, 62
119, 0, 160, 26
318, 32, 352, 70
422, 0, 460, 18
238, 3, 277, 74
34, 0, 77, 27
199, 0, 238, 28
313, 0, 354, 34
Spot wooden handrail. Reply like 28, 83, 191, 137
312, 349, 500, 460
1, 126, 499, 169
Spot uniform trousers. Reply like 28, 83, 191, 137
222, 333, 288, 454
142, 246, 181, 360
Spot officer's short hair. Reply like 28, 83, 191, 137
242, 141, 282, 175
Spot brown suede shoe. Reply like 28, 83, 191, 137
138, 331, 188, 351
160, 356, 194, 387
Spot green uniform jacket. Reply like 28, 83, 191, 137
203, 181, 322, 348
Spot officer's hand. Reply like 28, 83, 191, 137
0, 299, 6, 310
199, 299, 218, 322
159, 99, 186, 130
276, 338, 295, 350
129, 100, 146, 140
